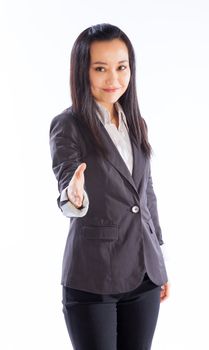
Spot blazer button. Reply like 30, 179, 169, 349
131, 205, 139, 213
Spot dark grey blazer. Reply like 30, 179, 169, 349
49, 106, 168, 294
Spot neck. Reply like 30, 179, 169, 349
97, 101, 117, 119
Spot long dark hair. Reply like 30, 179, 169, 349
70, 23, 152, 158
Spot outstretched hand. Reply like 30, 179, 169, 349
67, 163, 87, 208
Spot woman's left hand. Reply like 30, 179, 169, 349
160, 282, 170, 302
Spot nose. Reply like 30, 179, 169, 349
105, 70, 118, 86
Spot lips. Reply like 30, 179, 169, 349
103, 88, 120, 93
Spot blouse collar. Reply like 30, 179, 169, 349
95, 100, 129, 131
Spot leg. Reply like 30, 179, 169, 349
117, 286, 161, 350
62, 298, 117, 350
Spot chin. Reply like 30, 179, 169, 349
103, 94, 122, 103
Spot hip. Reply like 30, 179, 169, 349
62, 272, 161, 304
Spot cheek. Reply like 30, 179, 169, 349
123, 72, 131, 86
89, 71, 103, 89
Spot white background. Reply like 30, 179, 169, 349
0, 0, 209, 349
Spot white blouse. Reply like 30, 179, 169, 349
95, 100, 133, 174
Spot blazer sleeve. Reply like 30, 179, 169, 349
146, 163, 164, 245
49, 112, 88, 216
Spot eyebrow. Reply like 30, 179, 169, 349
92, 60, 128, 65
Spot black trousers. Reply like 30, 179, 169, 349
62, 273, 162, 350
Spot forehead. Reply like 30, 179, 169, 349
90, 39, 129, 62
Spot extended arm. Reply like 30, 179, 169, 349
49, 113, 89, 218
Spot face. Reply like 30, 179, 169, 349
89, 39, 131, 112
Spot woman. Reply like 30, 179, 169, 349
49, 23, 170, 350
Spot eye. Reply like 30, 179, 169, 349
95, 67, 105, 72
118, 65, 127, 70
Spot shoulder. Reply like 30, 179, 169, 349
50, 106, 76, 130
49, 106, 83, 139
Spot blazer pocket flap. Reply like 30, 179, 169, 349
81, 225, 118, 240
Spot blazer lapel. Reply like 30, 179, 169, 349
130, 134, 147, 191
98, 122, 147, 196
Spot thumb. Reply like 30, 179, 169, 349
75, 162, 87, 178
